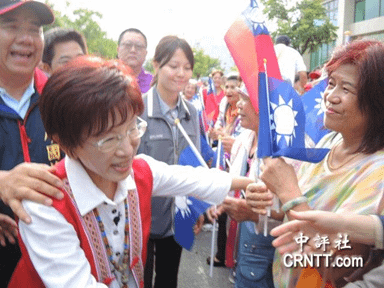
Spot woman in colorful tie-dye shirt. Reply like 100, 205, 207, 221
246, 40, 384, 288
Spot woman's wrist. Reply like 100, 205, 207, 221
276, 186, 302, 205
281, 196, 308, 213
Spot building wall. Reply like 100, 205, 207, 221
341, 0, 384, 42
308, 0, 384, 70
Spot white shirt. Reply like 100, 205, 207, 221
0, 80, 35, 119
19, 154, 232, 288
274, 43, 307, 86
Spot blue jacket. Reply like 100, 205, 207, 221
0, 91, 62, 217
0, 71, 64, 287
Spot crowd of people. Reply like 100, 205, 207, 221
1, 1, 384, 288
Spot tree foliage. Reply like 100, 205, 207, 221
192, 48, 222, 79
261, 0, 337, 55
143, 59, 154, 75
44, 1, 117, 59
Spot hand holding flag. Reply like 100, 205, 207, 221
225, 0, 330, 236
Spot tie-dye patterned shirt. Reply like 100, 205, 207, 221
273, 132, 384, 288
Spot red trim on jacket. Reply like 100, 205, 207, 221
17, 68, 48, 163
9, 157, 153, 287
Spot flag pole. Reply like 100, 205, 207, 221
209, 136, 223, 276
262, 58, 272, 237
209, 207, 217, 277
175, 118, 217, 275
216, 137, 222, 169
174, 118, 208, 168
175, 118, 218, 275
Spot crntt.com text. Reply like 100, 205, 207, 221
283, 253, 364, 268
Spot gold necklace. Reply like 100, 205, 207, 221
327, 142, 361, 171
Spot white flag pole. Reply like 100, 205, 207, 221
209, 137, 223, 276
174, 118, 208, 168
216, 137, 222, 169
209, 209, 217, 277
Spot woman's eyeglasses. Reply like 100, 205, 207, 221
93, 117, 147, 152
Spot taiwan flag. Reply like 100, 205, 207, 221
302, 78, 330, 145
225, 0, 329, 163
203, 77, 219, 128
257, 74, 329, 162
224, 0, 281, 114
174, 142, 212, 250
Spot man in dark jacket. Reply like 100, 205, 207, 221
0, 1, 64, 286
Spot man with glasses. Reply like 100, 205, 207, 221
117, 28, 153, 93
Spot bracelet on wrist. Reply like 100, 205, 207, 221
281, 196, 308, 213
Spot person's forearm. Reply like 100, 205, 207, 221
341, 214, 376, 246
277, 185, 307, 218
0, 170, 9, 200
230, 177, 254, 192
299, 71, 307, 89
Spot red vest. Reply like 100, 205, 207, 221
9, 158, 153, 288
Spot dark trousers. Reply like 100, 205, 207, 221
216, 212, 228, 262
0, 204, 20, 287
0, 241, 20, 287
144, 236, 183, 288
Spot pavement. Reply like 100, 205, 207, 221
177, 230, 235, 288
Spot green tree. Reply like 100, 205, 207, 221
143, 58, 154, 75
44, 1, 117, 59
192, 48, 222, 79
261, 0, 337, 55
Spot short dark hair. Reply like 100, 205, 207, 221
43, 27, 88, 66
211, 69, 224, 78
118, 28, 147, 47
151, 35, 194, 86
275, 35, 291, 46
325, 40, 384, 154
39, 56, 144, 154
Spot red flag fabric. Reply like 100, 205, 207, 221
203, 89, 224, 126
224, 1, 281, 113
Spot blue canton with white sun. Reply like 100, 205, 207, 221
268, 79, 306, 150
257, 74, 307, 159
242, 0, 269, 35
175, 196, 192, 218
302, 78, 330, 145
